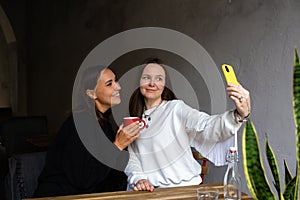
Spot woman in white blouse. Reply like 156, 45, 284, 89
125, 58, 250, 192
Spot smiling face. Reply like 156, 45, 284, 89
87, 68, 121, 113
140, 63, 166, 105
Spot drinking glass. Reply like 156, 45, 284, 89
197, 187, 218, 200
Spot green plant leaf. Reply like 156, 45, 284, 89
283, 175, 297, 200
293, 167, 298, 200
292, 49, 300, 200
284, 159, 293, 188
265, 138, 281, 197
294, 49, 300, 144
242, 120, 276, 200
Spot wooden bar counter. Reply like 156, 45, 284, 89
25, 183, 253, 200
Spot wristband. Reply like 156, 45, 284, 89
234, 109, 250, 123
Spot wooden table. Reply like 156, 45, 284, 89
25, 183, 253, 200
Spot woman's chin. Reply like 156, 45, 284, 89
111, 98, 121, 106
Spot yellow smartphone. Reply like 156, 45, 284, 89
221, 64, 239, 85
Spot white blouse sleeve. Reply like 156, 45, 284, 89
176, 100, 241, 166
124, 144, 148, 189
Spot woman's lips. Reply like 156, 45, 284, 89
112, 92, 120, 97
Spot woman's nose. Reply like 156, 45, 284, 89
115, 82, 121, 90
149, 79, 155, 86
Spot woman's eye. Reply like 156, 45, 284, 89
156, 77, 164, 82
142, 76, 150, 80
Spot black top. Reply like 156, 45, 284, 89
34, 110, 127, 197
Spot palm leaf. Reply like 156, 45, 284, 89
265, 138, 281, 198
242, 120, 276, 200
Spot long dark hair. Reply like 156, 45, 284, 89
129, 58, 177, 118
73, 65, 105, 113
72, 65, 118, 132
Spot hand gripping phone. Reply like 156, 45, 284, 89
221, 64, 239, 85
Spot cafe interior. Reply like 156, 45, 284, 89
0, 0, 299, 199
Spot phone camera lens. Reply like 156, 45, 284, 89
225, 65, 229, 72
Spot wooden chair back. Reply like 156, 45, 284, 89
192, 149, 209, 182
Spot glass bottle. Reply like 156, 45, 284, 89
223, 147, 241, 200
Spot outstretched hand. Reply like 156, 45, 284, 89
227, 83, 251, 119
113, 123, 140, 150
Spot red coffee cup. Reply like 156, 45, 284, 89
123, 117, 146, 130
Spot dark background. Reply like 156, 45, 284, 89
1, 0, 300, 194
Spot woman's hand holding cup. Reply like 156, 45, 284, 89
113, 120, 141, 150
123, 117, 146, 130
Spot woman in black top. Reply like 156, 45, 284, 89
34, 66, 140, 197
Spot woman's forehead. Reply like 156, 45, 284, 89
143, 63, 165, 76
95, 69, 114, 87
98, 68, 114, 80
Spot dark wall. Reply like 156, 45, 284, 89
26, 1, 129, 132
1, 0, 222, 132
1, 0, 130, 132
1, 0, 300, 191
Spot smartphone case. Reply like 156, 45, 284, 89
222, 64, 239, 85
